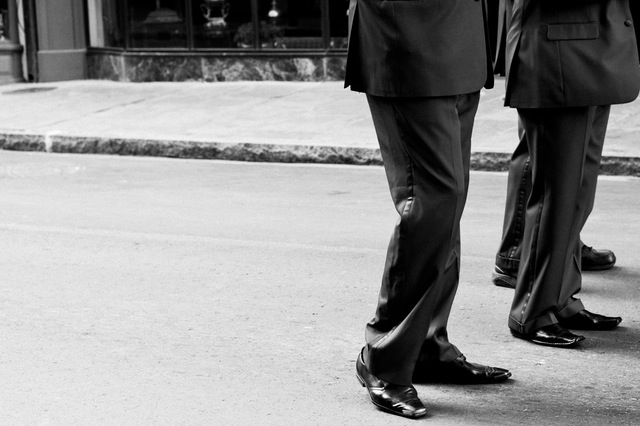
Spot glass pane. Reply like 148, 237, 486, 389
0, 0, 8, 40
259, 0, 322, 49
87, 0, 125, 48
128, 0, 188, 48
329, 0, 348, 49
193, 0, 251, 48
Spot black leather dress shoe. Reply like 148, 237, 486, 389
491, 266, 517, 289
511, 323, 585, 347
582, 245, 616, 271
356, 351, 427, 419
559, 309, 622, 330
413, 355, 511, 384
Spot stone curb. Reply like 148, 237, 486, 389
2, 132, 639, 176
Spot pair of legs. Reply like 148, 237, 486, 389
505, 106, 621, 345
494, 116, 616, 288
356, 92, 510, 419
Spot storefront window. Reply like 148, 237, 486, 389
266, 0, 322, 49
0, 0, 7, 40
129, 0, 188, 48
193, 0, 250, 48
86, 0, 348, 51
87, 0, 124, 48
329, 0, 348, 49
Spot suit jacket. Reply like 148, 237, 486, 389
505, 0, 640, 108
344, 0, 494, 97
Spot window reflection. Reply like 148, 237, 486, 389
129, 0, 188, 48
264, 0, 322, 49
329, 0, 348, 49
193, 0, 250, 48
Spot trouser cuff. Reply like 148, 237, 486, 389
495, 254, 520, 272
557, 298, 585, 320
508, 312, 557, 335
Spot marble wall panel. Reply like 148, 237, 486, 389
87, 53, 125, 81
87, 52, 347, 82
201, 57, 276, 81
324, 57, 347, 81
124, 56, 204, 82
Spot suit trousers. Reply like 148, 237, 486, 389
495, 116, 602, 272
495, 123, 531, 272
363, 92, 480, 386
509, 106, 610, 334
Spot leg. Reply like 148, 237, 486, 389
553, 105, 608, 317
509, 107, 593, 334
494, 111, 615, 289
576, 106, 617, 271
578, 106, 608, 225
509, 106, 619, 339
556, 106, 621, 331
414, 93, 511, 383
418, 91, 478, 365
495, 118, 530, 274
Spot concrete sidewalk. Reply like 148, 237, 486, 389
1, 79, 640, 175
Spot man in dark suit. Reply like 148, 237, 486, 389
345, 0, 511, 419
503, 0, 640, 347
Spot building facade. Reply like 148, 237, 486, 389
9, 1, 503, 84
0, 0, 24, 83
17, 0, 349, 83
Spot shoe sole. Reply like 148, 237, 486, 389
510, 330, 585, 347
414, 373, 512, 385
582, 263, 615, 271
492, 271, 516, 289
559, 319, 622, 331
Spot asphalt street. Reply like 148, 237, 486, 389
0, 151, 639, 425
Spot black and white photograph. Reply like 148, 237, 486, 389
1, 1, 639, 424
